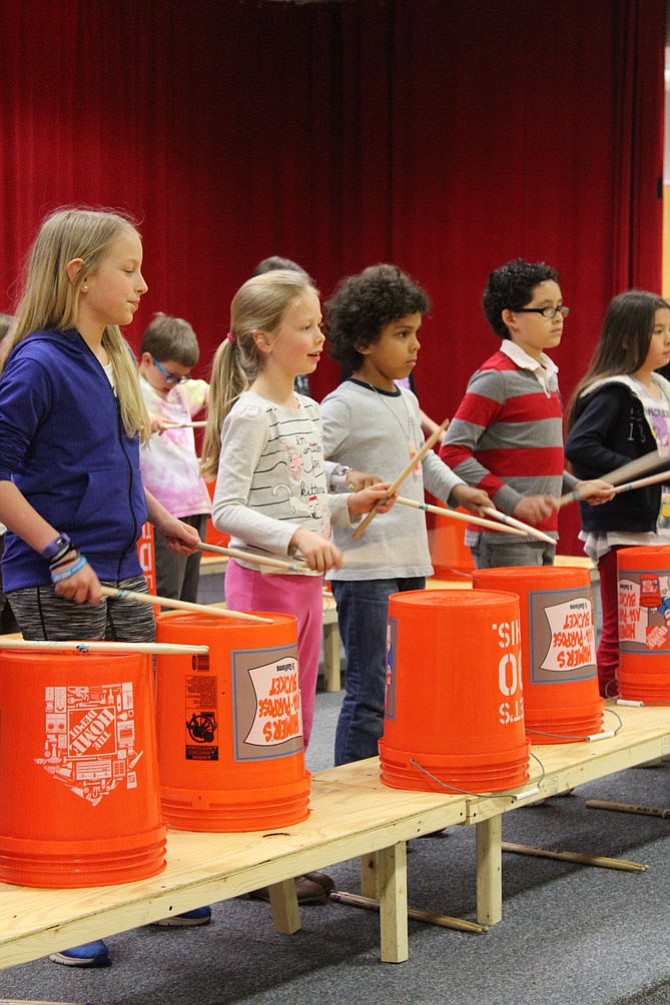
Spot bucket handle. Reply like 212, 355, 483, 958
408, 751, 545, 803
525, 706, 623, 744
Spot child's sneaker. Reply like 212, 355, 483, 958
154, 906, 212, 927
49, 940, 110, 967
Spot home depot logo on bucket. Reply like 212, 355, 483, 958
619, 573, 670, 650
35, 681, 142, 807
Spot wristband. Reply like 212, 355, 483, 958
329, 464, 351, 494
42, 533, 72, 563
50, 554, 88, 584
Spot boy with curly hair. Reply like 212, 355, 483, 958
321, 264, 490, 765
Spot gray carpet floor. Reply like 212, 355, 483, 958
3, 573, 670, 1004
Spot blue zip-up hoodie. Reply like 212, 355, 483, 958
0, 328, 148, 591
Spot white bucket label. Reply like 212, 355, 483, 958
231, 642, 303, 761
619, 571, 670, 652
529, 587, 597, 682
35, 682, 141, 807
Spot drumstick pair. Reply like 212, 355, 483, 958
559, 450, 665, 506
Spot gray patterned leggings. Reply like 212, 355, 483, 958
7, 575, 155, 642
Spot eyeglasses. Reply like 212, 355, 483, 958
152, 356, 191, 384
516, 306, 571, 320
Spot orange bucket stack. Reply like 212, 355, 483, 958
379, 589, 530, 794
155, 611, 310, 831
617, 545, 670, 702
0, 650, 166, 888
473, 566, 603, 742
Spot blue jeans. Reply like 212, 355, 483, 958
332, 576, 424, 765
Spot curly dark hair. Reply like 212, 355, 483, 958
326, 264, 430, 374
483, 258, 560, 339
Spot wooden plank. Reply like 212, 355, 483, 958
0, 758, 467, 970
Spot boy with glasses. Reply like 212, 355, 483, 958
440, 258, 611, 568
138, 312, 211, 602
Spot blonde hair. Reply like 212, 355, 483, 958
201, 270, 316, 479
4, 207, 150, 442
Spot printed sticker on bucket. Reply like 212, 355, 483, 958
619, 572, 670, 652
529, 587, 596, 683
34, 682, 141, 807
231, 642, 303, 761
185, 667, 219, 761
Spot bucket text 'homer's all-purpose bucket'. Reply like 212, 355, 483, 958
155, 611, 310, 831
0, 650, 166, 888
617, 545, 670, 701
379, 589, 530, 794
473, 565, 603, 742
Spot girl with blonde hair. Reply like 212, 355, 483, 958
0, 207, 204, 964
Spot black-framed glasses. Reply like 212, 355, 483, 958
516, 306, 571, 320
152, 356, 191, 384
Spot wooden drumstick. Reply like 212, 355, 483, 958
481, 507, 556, 546
611, 469, 670, 496
559, 449, 664, 506
0, 639, 209, 655
100, 585, 273, 624
395, 496, 523, 536
352, 418, 450, 540
197, 541, 310, 572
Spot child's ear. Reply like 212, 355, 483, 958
252, 330, 272, 355
501, 308, 518, 333
139, 351, 152, 367
355, 342, 371, 356
66, 258, 86, 286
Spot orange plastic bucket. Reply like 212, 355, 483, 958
473, 566, 603, 742
0, 651, 166, 888
617, 545, 670, 701
428, 505, 475, 580
204, 479, 230, 548
155, 611, 310, 831
379, 589, 530, 793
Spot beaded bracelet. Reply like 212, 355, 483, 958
50, 554, 88, 584
49, 544, 77, 569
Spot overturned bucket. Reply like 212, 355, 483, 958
617, 545, 670, 702
379, 589, 530, 794
473, 566, 603, 742
0, 650, 166, 888
155, 611, 310, 831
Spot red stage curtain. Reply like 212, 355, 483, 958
0, 0, 664, 553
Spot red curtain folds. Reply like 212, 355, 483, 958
0, 0, 664, 553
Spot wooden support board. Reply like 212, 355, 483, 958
0, 760, 467, 969
2, 705, 670, 971
467, 702, 670, 924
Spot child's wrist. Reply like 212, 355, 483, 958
50, 552, 88, 584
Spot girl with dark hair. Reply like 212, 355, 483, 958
565, 290, 670, 697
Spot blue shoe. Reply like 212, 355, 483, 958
154, 906, 212, 927
49, 939, 110, 967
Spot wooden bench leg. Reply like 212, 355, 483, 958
322, 621, 341, 692
476, 816, 502, 925
268, 878, 301, 934
360, 851, 377, 898
376, 842, 408, 964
